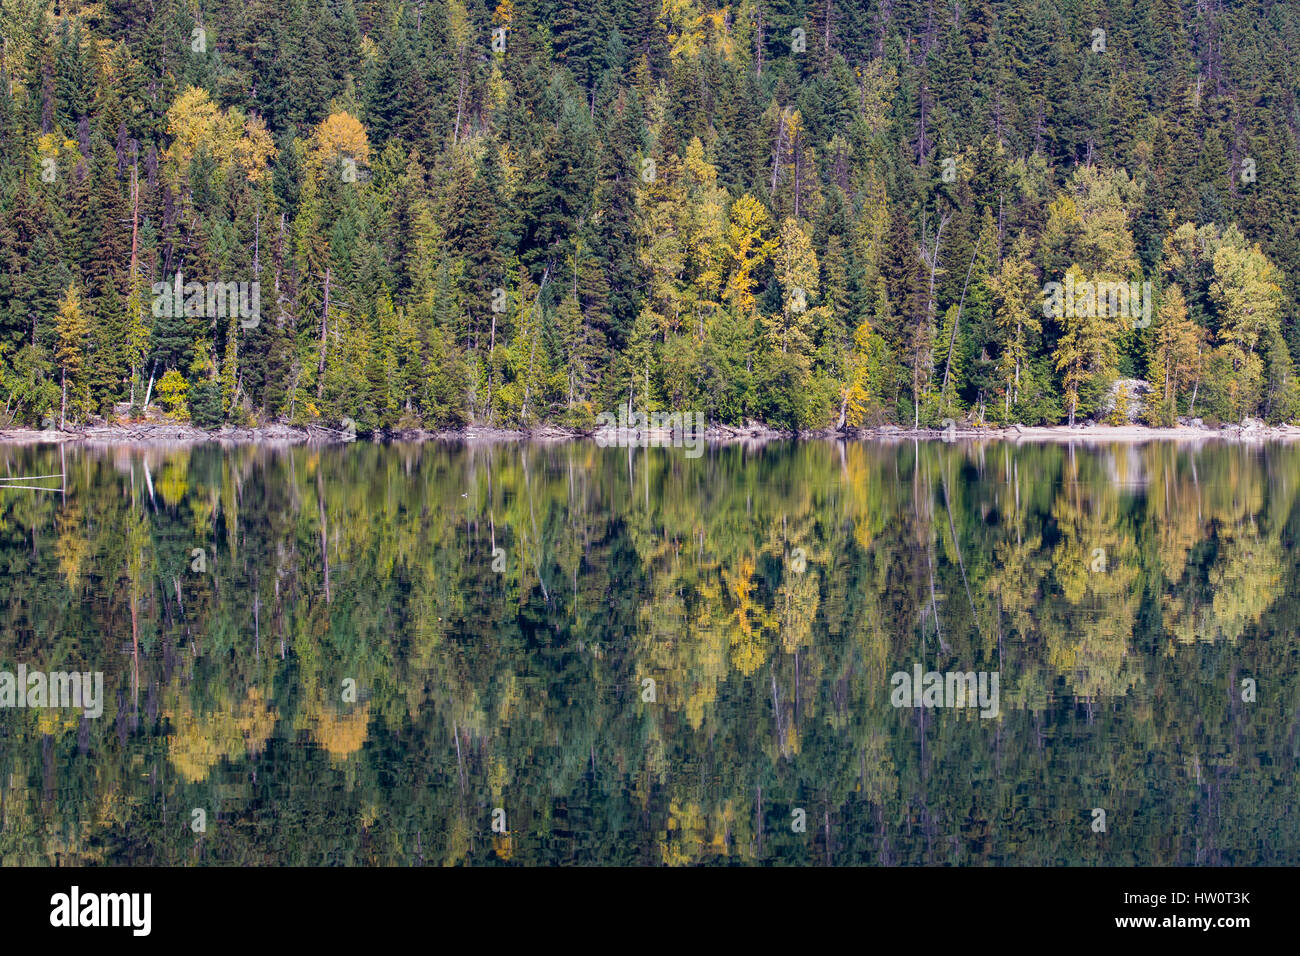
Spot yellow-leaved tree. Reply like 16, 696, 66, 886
164, 87, 275, 184
845, 315, 878, 427
1208, 238, 1284, 419
988, 250, 1040, 417
1145, 284, 1204, 425
308, 111, 371, 178
55, 282, 89, 428
770, 216, 820, 362
723, 194, 777, 318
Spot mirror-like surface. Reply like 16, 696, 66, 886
0, 439, 1295, 865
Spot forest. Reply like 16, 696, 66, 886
1, 0, 1299, 433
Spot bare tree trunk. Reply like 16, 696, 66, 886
916, 212, 948, 428
792, 131, 802, 220
485, 309, 497, 417
769, 109, 787, 195
1013, 322, 1022, 406
518, 266, 550, 424
275, 214, 286, 331
942, 238, 981, 393
143, 359, 157, 409
453, 55, 465, 145
1189, 343, 1203, 416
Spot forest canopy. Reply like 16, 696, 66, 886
1, 0, 1298, 432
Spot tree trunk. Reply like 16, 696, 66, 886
769, 109, 787, 195
128, 157, 140, 406
453, 50, 466, 144
1013, 331, 1021, 406
1189, 343, 1203, 416
942, 240, 981, 393
143, 359, 157, 409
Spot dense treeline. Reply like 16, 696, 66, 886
1, 0, 1299, 432
1, 440, 1296, 863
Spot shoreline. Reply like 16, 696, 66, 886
4, 420, 1300, 446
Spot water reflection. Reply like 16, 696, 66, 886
0, 439, 1295, 865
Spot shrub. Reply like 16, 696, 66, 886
157, 369, 189, 419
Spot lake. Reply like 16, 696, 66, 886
0, 439, 1295, 865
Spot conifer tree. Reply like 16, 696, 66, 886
55, 282, 89, 427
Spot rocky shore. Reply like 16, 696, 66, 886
4, 417, 1300, 445
824, 418, 1300, 443
0, 422, 352, 445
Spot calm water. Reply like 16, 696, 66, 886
0, 439, 1296, 865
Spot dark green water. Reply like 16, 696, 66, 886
0, 439, 1296, 865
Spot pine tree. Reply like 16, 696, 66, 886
769, 216, 818, 361
1053, 265, 1123, 426
989, 251, 1040, 419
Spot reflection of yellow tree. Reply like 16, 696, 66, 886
776, 569, 819, 655
55, 499, 89, 589
165, 684, 277, 783
856, 733, 898, 805
659, 799, 744, 866
1164, 520, 1283, 645
1205, 528, 1282, 642
38, 822, 107, 866
724, 556, 776, 675
1048, 611, 1143, 700
1144, 447, 1204, 588
985, 447, 1053, 686
638, 578, 728, 730
156, 457, 189, 507
1152, 449, 1291, 644
660, 800, 708, 866
627, 483, 730, 730
36, 711, 81, 736
757, 510, 822, 656
843, 444, 888, 553
302, 691, 370, 762
989, 533, 1047, 634
444, 814, 471, 866
988, 527, 1054, 709
1047, 456, 1143, 699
